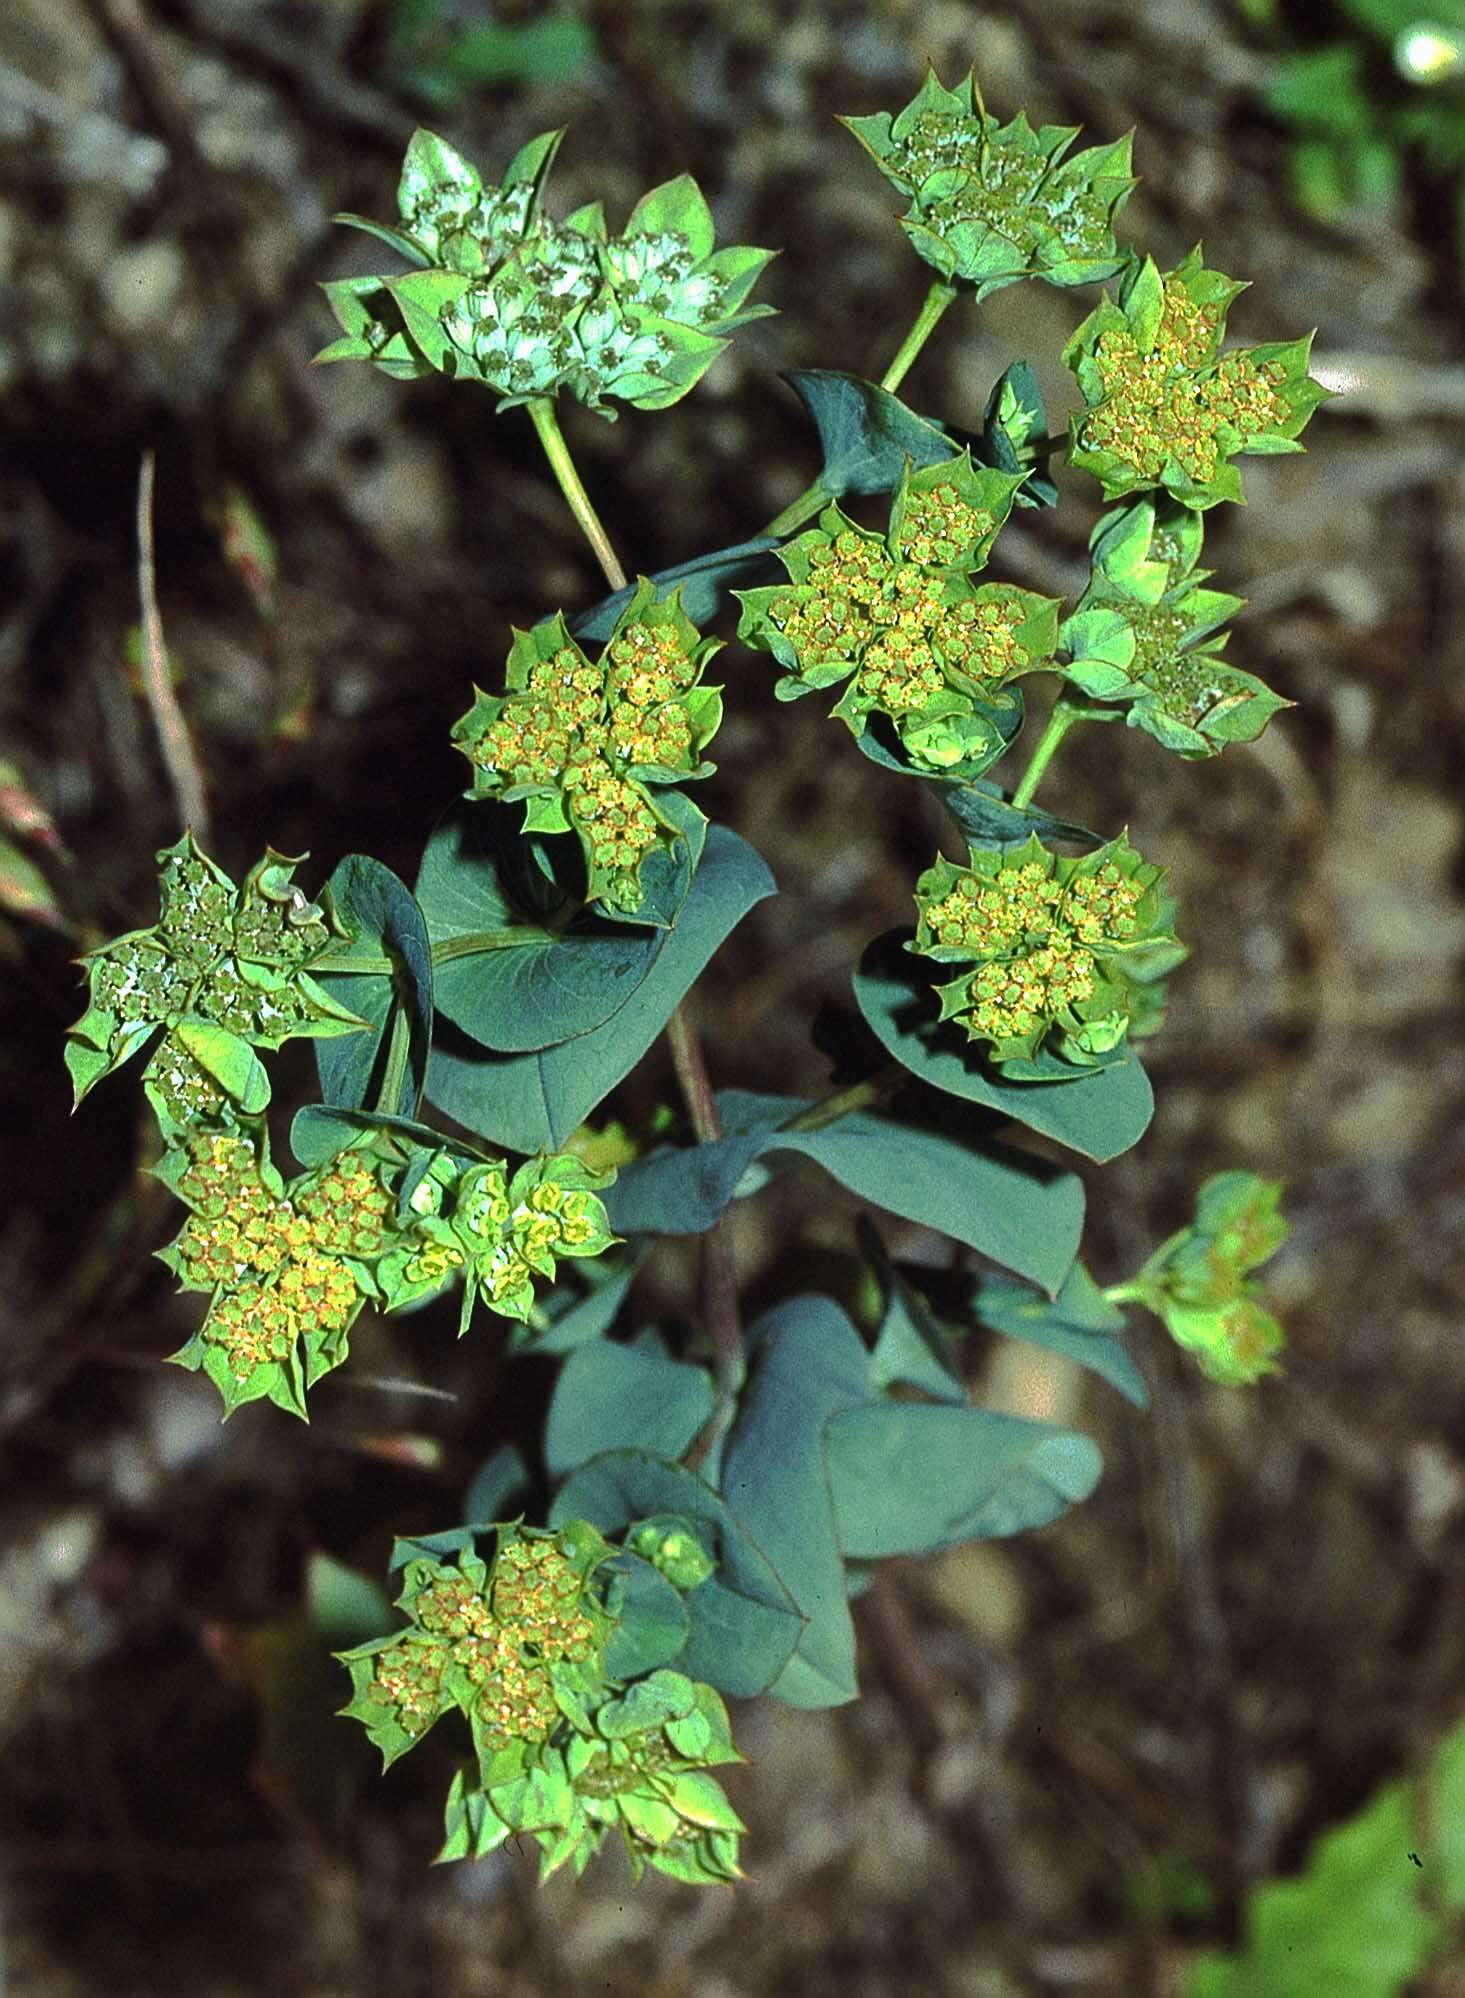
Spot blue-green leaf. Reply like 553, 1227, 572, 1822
785, 369, 956, 498
938, 779, 1101, 850
605, 1089, 1083, 1295
571, 537, 785, 646
425, 827, 775, 1153
548, 1450, 802, 1697
826, 1403, 1103, 1557
600, 1550, 691, 1679
970, 1262, 1149, 1406
719, 1297, 873, 1708
853, 937, 1154, 1162
544, 1336, 714, 1477
416, 803, 662, 1051
462, 1444, 529, 1523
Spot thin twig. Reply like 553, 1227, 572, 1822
136, 452, 209, 841
666, 1003, 745, 1468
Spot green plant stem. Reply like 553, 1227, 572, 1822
666, 1002, 745, 1461
321, 930, 558, 975
878, 279, 958, 395
777, 1060, 907, 1135
527, 397, 628, 592
756, 279, 961, 542
372, 1006, 412, 1115
1010, 697, 1084, 812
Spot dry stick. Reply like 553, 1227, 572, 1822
136, 453, 210, 841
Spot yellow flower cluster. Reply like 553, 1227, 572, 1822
1082, 280, 1287, 485
896, 482, 994, 567
370, 1636, 449, 1737
460, 615, 710, 898
145, 1039, 228, 1126
771, 530, 1034, 712
562, 753, 660, 874
369, 1541, 599, 1755
173, 1138, 389, 1382
923, 856, 1145, 1046
966, 938, 1098, 1043
923, 859, 1062, 955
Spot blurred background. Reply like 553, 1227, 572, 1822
3, 0, 1464, 1991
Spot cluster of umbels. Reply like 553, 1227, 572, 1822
159, 1132, 614, 1416
452, 587, 721, 911
1059, 496, 1291, 758
66, 834, 358, 1128
842, 70, 1134, 294
339, 1536, 745, 1886
320, 128, 773, 415
1121, 1171, 1290, 1385
737, 461, 1058, 774
66, 834, 620, 1418
1065, 250, 1328, 507
346, 1538, 608, 1758
911, 835, 1174, 1066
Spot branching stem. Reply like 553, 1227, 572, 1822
879, 279, 958, 395
1010, 696, 1083, 812
757, 279, 961, 542
778, 1060, 907, 1134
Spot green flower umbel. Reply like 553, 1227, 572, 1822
1059, 497, 1292, 756
842, 68, 1135, 297
452, 580, 722, 913
318, 129, 774, 416
338, 1529, 746, 1886
66, 835, 363, 1131
373, 1150, 617, 1332
737, 455, 1057, 776
1064, 248, 1329, 508
1114, 1171, 1290, 1385
910, 832, 1180, 1067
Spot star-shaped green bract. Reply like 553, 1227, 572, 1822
737, 455, 1054, 777
318, 129, 775, 417
1059, 497, 1291, 757
450, 579, 722, 913
841, 68, 1135, 298
1063, 248, 1331, 508
909, 831, 1180, 1068
337, 1529, 746, 1884
65, 835, 365, 1134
